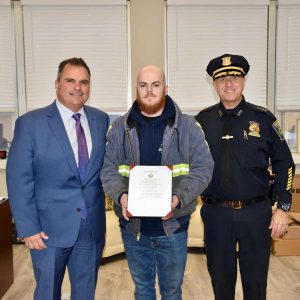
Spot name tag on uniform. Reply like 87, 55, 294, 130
222, 135, 234, 140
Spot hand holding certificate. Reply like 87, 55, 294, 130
127, 165, 172, 217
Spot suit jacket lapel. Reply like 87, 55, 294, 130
47, 102, 80, 182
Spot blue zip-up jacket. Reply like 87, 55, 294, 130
100, 96, 214, 236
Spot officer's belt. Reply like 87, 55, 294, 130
201, 195, 266, 210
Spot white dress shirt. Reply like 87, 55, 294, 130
56, 100, 92, 166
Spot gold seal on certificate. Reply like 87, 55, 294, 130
127, 165, 172, 217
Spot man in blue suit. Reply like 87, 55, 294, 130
7, 57, 109, 300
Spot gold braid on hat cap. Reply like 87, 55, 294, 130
212, 66, 245, 77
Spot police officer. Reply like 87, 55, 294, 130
195, 54, 295, 300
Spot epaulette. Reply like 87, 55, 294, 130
199, 103, 218, 113
246, 102, 274, 117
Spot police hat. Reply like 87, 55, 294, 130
206, 54, 250, 81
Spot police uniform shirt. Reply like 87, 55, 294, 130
195, 97, 295, 208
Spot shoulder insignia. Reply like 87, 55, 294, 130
272, 120, 285, 141
250, 103, 268, 112
246, 102, 274, 118
255, 105, 268, 112
199, 103, 218, 113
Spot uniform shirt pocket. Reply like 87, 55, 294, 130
239, 138, 269, 169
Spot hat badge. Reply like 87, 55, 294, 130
222, 56, 231, 66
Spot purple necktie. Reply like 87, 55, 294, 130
72, 113, 89, 220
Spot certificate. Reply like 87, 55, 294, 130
127, 165, 172, 217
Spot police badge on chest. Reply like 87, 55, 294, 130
248, 121, 261, 138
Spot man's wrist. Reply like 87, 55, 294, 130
277, 202, 291, 212
118, 192, 128, 205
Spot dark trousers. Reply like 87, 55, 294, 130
201, 199, 272, 300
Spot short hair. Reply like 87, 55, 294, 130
57, 57, 91, 81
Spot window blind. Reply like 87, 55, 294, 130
276, 0, 300, 110
21, 0, 128, 112
0, 0, 16, 112
167, 1, 268, 113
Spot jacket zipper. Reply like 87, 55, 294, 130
163, 128, 177, 164
125, 129, 136, 165
125, 128, 140, 240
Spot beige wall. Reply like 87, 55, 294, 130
130, 0, 165, 100
0, 171, 7, 196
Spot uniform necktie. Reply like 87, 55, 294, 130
220, 112, 234, 193
72, 113, 89, 220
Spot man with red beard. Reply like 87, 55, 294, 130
101, 65, 214, 299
